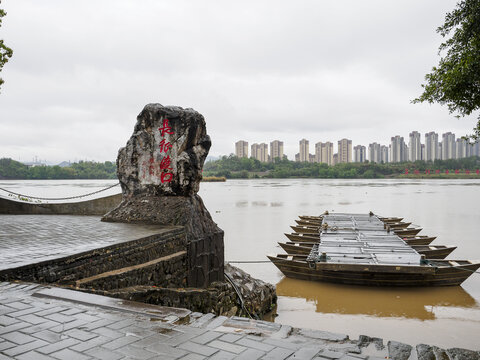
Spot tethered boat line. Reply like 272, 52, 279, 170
268, 211, 479, 287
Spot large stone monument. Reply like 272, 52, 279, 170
102, 104, 224, 287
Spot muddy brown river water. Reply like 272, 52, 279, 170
1, 178, 479, 349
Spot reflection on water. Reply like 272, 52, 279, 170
276, 277, 478, 321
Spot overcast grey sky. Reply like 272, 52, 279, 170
0, 0, 477, 163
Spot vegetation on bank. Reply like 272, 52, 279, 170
1, 156, 480, 180
203, 155, 480, 179
0, 158, 117, 179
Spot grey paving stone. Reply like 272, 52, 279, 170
262, 338, 303, 351
208, 350, 237, 360
19, 313, 50, 325
205, 316, 228, 330
178, 341, 219, 356
190, 313, 215, 328
298, 329, 348, 342
91, 326, 125, 339
1, 330, 38, 344
51, 348, 92, 360
19, 320, 61, 334
60, 308, 87, 316
78, 318, 118, 331
207, 339, 246, 354
4, 306, 40, 318
317, 349, 344, 359
235, 348, 265, 360
218, 333, 244, 343
16, 350, 57, 360
74, 313, 102, 323
4, 301, 31, 310
236, 338, 275, 352
191, 331, 223, 345
0, 353, 12, 360
102, 335, 141, 350
146, 342, 188, 358
3, 339, 49, 357
35, 307, 70, 317
262, 347, 295, 359
37, 338, 80, 354
129, 334, 168, 348
49, 319, 89, 332
157, 331, 205, 347
31, 329, 64, 342
122, 325, 156, 338
0, 304, 17, 315
70, 336, 112, 352
0, 315, 19, 326
337, 355, 368, 360
44, 312, 76, 324
179, 354, 205, 360
0, 321, 32, 334
107, 318, 137, 330
288, 346, 322, 360
114, 344, 157, 359
0, 340, 16, 351
86, 346, 124, 360
65, 328, 99, 341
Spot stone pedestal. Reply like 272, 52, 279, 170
102, 104, 224, 287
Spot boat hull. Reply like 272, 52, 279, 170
285, 233, 319, 242
268, 255, 480, 287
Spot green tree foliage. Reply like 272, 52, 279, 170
414, 0, 480, 141
0, 158, 117, 179
0, 0, 13, 90
203, 156, 480, 179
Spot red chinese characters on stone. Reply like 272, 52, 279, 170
158, 119, 174, 137
159, 139, 172, 153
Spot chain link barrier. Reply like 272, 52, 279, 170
0, 183, 120, 201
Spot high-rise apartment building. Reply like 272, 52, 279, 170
251, 143, 268, 162
314, 142, 334, 165
235, 140, 248, 158
408, 131, 422, 162
441, 132, 456, 160
338, 139, 352, 163
354, 145, 366, 163
299, 139, 309, 162
380, 145, 389, 163
424, 132, 439, 161
368, 143, 381, 163
390, 136, 407, 163
270, 140, 284, 162
455, 138, 468, 159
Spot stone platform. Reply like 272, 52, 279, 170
4, 281, 477, 360
0, 215, 166, 271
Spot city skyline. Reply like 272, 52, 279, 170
235, 130, 480, 163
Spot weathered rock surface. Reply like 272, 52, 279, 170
388, 340, 413, 360
102, 104, 219, 239
102, 104, 225, 287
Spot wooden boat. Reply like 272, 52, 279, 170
384, 222, 411, 229
268, 254, 480, 286
379, 217, 404, 223
403, 236, 436, 246
299, 215, 323, 221
279, 242, 456, 260
290, 225, 319, 234
393, 228, 422, 236
284, 233, 319, 242
295, 219, 322, 227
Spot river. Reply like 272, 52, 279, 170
1, 178, 479, 349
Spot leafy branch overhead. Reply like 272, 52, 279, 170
0, 0, 13, 89
413, 0, 480, 142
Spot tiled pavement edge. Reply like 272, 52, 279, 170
1, 282, 479, 360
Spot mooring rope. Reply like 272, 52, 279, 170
224, 271, 258, 319
0, 183, 120, 201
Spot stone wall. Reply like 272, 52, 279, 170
0, 227, 186, 284
0, 194, 122, 215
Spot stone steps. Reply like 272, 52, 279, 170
75, 250, 187, 291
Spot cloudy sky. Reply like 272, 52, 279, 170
0, 0, 476, 163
